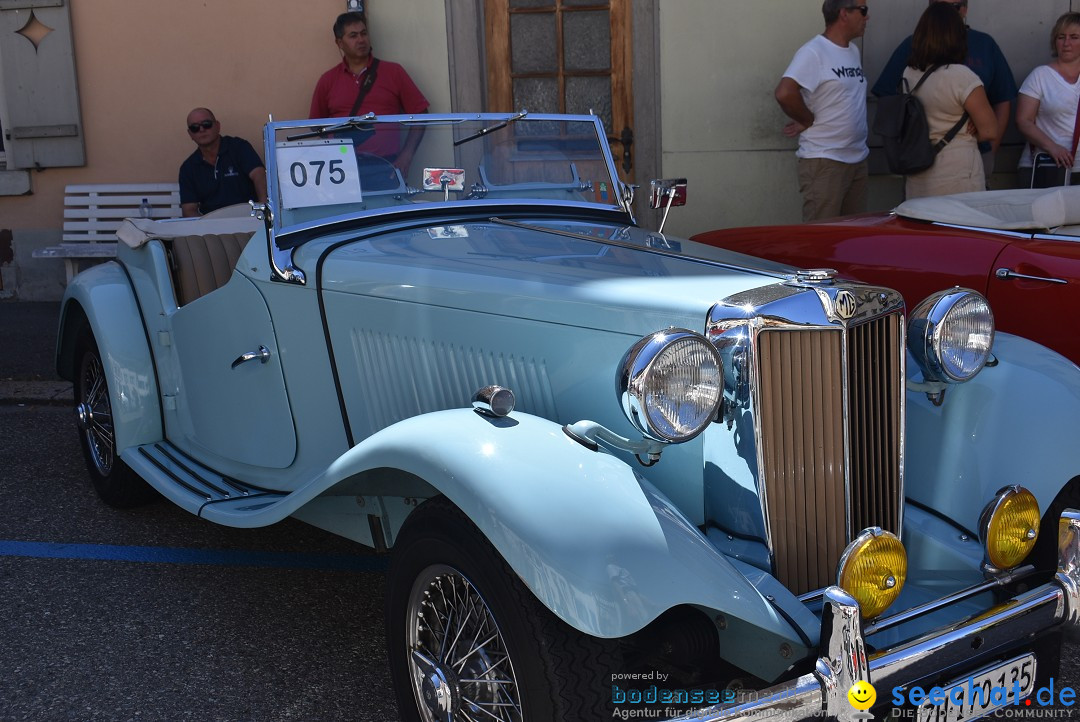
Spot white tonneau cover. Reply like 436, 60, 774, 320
895, 187, 1080, 232
116, 204, 260, 249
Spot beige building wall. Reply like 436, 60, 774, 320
658, 0, 1076, 239
2, 0, 448, 299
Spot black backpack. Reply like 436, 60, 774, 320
873, 65, 968, 175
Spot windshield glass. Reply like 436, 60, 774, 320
265, 113, 625, 233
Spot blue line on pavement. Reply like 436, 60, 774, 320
0, 540, 389, 572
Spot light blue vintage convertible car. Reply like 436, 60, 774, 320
57, 112, 1080, 721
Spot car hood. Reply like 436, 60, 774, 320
295, 218, 797, 336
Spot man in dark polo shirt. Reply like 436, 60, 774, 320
178, 108, 267, 217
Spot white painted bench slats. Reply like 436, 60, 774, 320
64, 200, 177, 213
34, 183, 182, 281
63, 183, 181, 242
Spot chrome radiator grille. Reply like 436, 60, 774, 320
756, 313, 903, 595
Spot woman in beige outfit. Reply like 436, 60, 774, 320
903, 3, 998, 199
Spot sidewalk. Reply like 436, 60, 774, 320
0, 301, 72, 405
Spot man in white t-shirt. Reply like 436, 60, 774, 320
775, 0, 870, 221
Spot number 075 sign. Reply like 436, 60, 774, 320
275, 140, 361, 209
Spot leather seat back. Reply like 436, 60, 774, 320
170, 232, 254, 305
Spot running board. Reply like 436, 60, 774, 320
122, 441, 290, 527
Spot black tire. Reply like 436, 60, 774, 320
74, 331, 157, 508
387, 498, 621, 722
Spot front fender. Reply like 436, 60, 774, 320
906, 332, 1080, 531
291, 409, 804, 677
59, 262, 162, 452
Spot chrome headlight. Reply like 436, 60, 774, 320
908, 288, 994, 382
618, 329, 723, 443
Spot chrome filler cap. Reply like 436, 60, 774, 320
794, 268, 838, 284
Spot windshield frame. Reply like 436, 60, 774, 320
262, 112, 633, 246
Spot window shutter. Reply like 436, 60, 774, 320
0, 0, 85, 168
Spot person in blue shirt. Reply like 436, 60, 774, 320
872, 0, 1016, 179
179, 108, 267, 217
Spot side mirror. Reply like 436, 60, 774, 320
649, 178, 687, 233
649, 178, 687, 209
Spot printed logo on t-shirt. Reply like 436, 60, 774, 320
831, 66, 865, 82
224, 166, 239, 178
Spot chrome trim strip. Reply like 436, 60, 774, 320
918, 221, 1036, 240
1033, 232, 1080, 242
898, 316, 907, 540
869, 584, 1062, 691
840, 319, 853, 544
864, 565, 1036, 636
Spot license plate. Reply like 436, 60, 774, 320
917, 653, 1036, 722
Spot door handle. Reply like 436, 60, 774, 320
231, 345, 271, 369
995, 268, 1067, 285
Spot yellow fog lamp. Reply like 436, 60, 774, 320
836, 528, 907, 619
979, 486, 1040, 571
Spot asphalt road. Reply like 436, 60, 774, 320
0, 403, 399, 722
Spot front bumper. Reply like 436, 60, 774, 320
662, 511, 1080, 722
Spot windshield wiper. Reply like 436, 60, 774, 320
286, 113, 377, 142
453, 110, 528, 147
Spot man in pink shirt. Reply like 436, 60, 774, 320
310, 12, 429, 176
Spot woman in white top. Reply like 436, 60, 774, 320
903, 3, 998, 199
1016, 12, 1080, 186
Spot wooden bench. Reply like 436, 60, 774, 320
33, 183, 182, 281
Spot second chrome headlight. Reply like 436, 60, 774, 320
618, 329, 723, 443
909, 288, 994, 383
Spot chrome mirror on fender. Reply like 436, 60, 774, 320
649, 178, 687, 234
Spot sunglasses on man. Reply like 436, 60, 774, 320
846, 5, 868, 16
945, 1, 967, 9
187, 119, 215, 133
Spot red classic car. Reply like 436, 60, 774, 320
693, 187, 1080, 367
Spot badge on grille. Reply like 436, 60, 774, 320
835, 290, 857, 320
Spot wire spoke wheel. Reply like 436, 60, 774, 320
77, 345, 115, 477
72, 330, 155, 508
406, 564, 522, 722
390, 499, 619, 721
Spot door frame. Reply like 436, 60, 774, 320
443, 0, 661, 227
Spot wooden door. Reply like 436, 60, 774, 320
483, 0, 635, 183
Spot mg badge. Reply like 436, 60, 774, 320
835, 290, 857, 320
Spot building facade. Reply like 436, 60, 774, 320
1, 0, 1074, 299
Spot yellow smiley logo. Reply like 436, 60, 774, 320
847, 680, 876, 710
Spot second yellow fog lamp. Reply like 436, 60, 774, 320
837, 528, 907, 619
980, 486, 1040, 571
